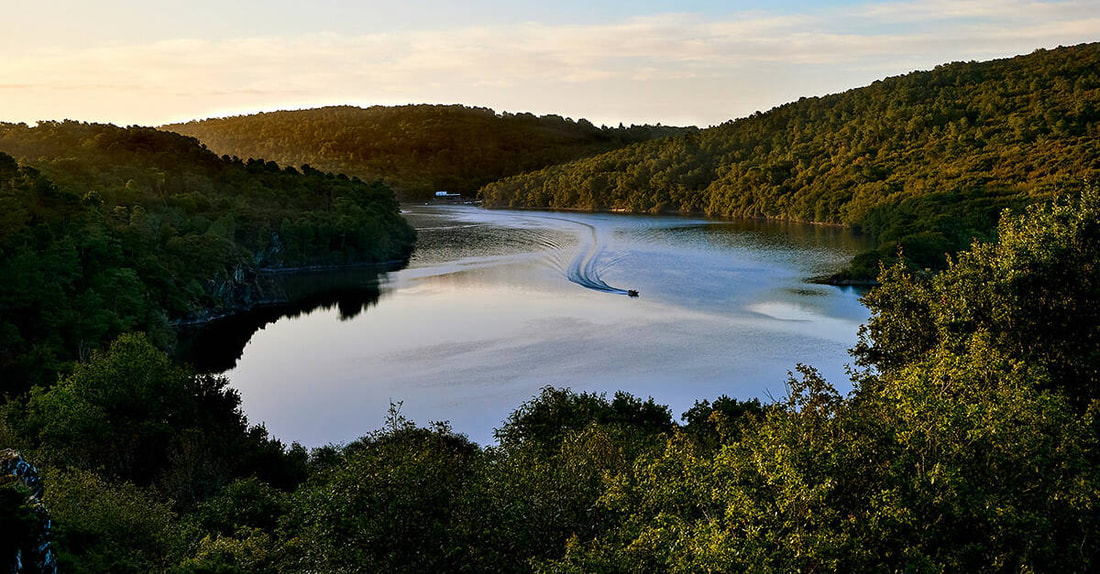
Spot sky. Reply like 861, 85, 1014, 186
2, 0, 1098, 128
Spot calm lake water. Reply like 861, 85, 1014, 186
191, 205, 872, 447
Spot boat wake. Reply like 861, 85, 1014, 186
542, 217, 637, 297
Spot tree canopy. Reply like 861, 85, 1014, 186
163, 104, 694, 201
0, 121, 415, 392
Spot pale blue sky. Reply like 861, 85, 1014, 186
2, 1, 1098, 127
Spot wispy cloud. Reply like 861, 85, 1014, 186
2, 0, 1098, 126
860, 0, 1094, 22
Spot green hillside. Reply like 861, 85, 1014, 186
163, 104, 693, 201
482, 43, 1100, 275
0, 121, 415, 391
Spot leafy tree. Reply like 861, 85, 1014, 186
452, 388, 677, 569
679, 395, 767, 452
44, 468, 183, 574
171, 478, 290, 574
21, 334, 233, 487
14, 333, 305, 506
855, 186, 1100, 402
278, 407, 479, 573
494, 386, 674, 456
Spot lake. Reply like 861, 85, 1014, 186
185, 205, 872, 447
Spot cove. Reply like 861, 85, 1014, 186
183, 205, 872, 447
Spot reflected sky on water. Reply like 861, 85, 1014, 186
222, 205, 871, 447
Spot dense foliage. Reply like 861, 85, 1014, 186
1, 334, 307, 573
3, 187, 1099, 572
0, 121, 415, 392
482, 43, 1100, 275
163, 104, 694, 200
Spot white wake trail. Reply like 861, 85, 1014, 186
558, 218, 636, 297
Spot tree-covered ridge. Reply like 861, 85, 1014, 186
3, 187, 1099, 572
0, 121, 415, 392
482, 43, 1100, 274
162, 104, 695, 200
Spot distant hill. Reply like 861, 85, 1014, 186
481, 43, 1100, 275
163, 104, 694, 201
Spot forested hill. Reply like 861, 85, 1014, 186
0, 121, 415, 391
482, 42, 1100, 274
162, 104, 694, 200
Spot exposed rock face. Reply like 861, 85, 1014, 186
173, 259, 403, 327
0, 450, 57, 574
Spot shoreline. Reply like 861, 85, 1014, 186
170, 259, 407, 328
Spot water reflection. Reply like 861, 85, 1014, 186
214, 205, 872, 447
176, 267, 391, 373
